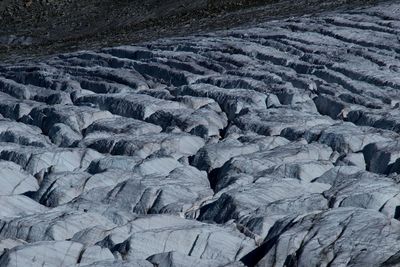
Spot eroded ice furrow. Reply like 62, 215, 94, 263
0, 1, 400, 267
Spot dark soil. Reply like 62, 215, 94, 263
0, 0, 389, 63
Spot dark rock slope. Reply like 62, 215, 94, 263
0, 1, 400, 266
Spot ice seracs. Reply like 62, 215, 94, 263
1, 1, 400, 266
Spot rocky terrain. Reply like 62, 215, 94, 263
0, 0, 387, 62
0, 0, 400, 266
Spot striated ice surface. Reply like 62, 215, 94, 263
1, 2, 400, 266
